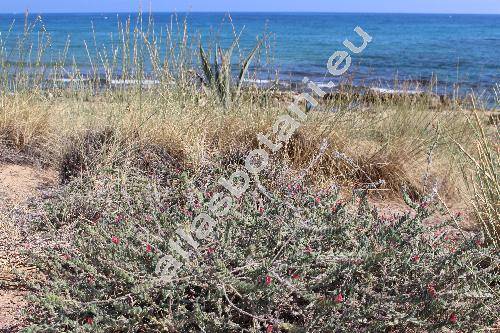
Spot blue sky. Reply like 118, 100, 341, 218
1, 0, 500, 14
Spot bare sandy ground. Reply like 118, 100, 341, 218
0, 164, 56, 332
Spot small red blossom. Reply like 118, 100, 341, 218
258, 206, 264, 214
115, 214, 123, 223
265, 275, 272, 286
85, 317, 93, 325
304, 246, 313, 254
111, 236, 120, 245
91, 212, 101, 223
411, 255, 420, 263
180, 207, 194, 217
266, 324, 274, 332
449, 312, 458, 324
315, 197, 321, 204
291, 273, 300, 280
427, 284, 437, 298
335, 293, 344, 303
146, 244, 152, 253
475, 239, 483, 247
207, 247, 215, 254
61, 254, 70, 261
332, 201, 343, 213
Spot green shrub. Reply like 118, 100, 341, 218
199, 38, 262, 109
24, 161, 498, 332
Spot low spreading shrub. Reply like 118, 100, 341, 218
24, 161, 498, 332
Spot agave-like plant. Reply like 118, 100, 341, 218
200, 38, 262, 108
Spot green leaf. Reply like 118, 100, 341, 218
235, 39, 263, 100
199, 43, 213, 85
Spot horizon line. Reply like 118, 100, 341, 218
1, 10, 500, 15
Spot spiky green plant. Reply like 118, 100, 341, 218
200, 38, 262, 108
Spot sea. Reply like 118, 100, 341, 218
0, 12, 499, 95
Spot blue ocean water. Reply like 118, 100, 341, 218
0, 12, 499, 93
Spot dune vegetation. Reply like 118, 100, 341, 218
0, 13, 498, 332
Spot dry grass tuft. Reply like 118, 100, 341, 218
458, 107, 499, 246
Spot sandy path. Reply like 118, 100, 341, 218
0, 164, 57, 332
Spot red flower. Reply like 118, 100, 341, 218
427, 284, 437, 298
266, 324, 274, 332
332, 201, 343, 213
304, 246, 313, 254
449, 312, 458, 324
315, 197, 321, 204
61, 254, 70, 261
207, 247, 215, 254
411, 255, 420, 263
85, 317, 93, 325
258, 206, 264, 214
111, 236, 120, 245
265, 275, 272, 286
475, 239, 483, 247
291, 274, 300, 280
335, 293, 344, 303
185, 210, 193, 217
92, 212, 101, 223
146, 244, 152, 253
115, 214, 123, 223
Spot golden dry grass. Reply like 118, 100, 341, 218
0, 87, 484, 198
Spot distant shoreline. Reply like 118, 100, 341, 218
1, 12, 498, 102
2, 12, 500, 15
